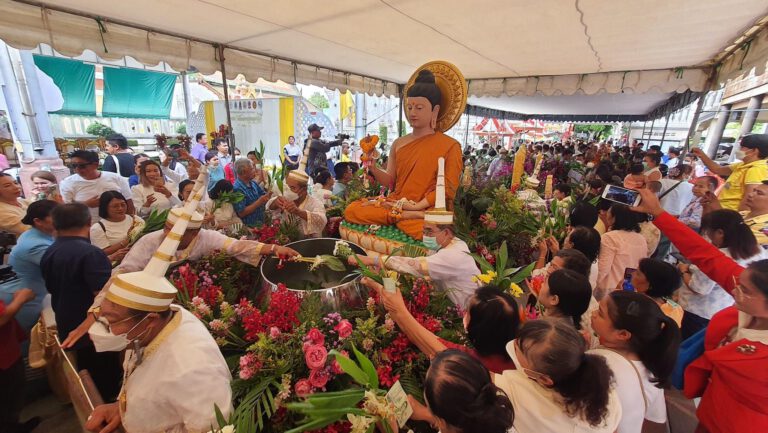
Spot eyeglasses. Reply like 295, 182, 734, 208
90, 306, 142, 333
70, 162, 93, 169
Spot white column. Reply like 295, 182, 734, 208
0, 41, 34, 158
354, 93, 366, 142
18, 50, 57, 158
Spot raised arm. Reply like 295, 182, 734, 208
690, 148, 731, 178
631, 188, 743, 294
360, 277, 446, 358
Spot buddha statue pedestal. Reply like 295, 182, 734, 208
339, 221, 427, 256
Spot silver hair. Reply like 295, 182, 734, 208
234, 158, 253, 176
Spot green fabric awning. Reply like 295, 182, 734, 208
102, 67, 176, 119
33, 55, 95, 116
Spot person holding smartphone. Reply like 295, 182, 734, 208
596, 204, 649, 300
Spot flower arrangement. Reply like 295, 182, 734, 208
469, 241, 534, 298
174, 252, 464, 433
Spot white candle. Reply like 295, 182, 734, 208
435, 157, 446, 210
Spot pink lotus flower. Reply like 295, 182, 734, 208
334, 319, 353, 339
306, 328, 325, 346
304, 344, 328, 370
295, 379, 313, 397
309, 368, 330, 388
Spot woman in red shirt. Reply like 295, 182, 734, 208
631, 188, 768, 433
361, 278, 520, 374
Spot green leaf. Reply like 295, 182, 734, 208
214, 404, 228, 428
329, 349, 369, 386
351, 344, 379, 389
468, 252, 493, 273
498, 241, 509, 271
509, 262, 536, 284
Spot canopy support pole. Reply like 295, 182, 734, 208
647, 118, 655, 148
660, 114, 671, 149
217, 45, 234, 153
682, 70, 716, 158
640, 121, 647, 144
397, 84, 404, 137
464, 114, 471, 149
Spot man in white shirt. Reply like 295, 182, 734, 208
84, 181, 232, 433
59, 150, 134, 219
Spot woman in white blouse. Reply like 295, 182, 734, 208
590, 291, 680, 433
131, 160, 180, 218
90, 191, 144, 263
495, 318, 622, 433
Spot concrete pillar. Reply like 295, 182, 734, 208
354, 93, 366, 142
704, 103, 732, 159
181, 71, 192, 118
0, 43, 67, 194
18, 51, 56, 158
729, 94, 764, 162
0, 41, 35, 158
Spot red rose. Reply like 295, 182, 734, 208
304, 344, 328, 370
334, 319, 353, 339
309, 368, 330, 388
306, 328, 325, 346
294, 379, 313, 397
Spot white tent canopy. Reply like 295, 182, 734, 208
1, 0, 767, 115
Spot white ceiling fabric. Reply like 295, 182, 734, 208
0, 0, 766, 110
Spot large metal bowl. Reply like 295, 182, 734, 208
260, 238, 368, 310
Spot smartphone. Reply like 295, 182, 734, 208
601, 184, 642, 207
622, 268, 636, 291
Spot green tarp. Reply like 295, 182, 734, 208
33, 55, 95, 116
102, 67, 176, 119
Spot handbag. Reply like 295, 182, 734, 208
671, 327, 706, 390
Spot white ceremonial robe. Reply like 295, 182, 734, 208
91, 230, 264, 309
266, 195, 327, 238
120, 306, 232, 433
115, 229, 264, 274
382, 238, 480, 308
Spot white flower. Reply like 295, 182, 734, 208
347, 414, 374, 433
309, 255, 324, 271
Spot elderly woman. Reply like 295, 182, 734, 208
0, 173, 28, 236
90, 191, 145, 263
266, 169, 326, 238
131, 160, 181, 218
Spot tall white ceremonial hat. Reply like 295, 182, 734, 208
424, 157, 453, 225
105, 167, 209, 312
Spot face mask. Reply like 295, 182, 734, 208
642, 162, 649, 170
735, 149, 747, 160
422, 235, 441, 251
88, 315, 148, 352
283, 190, 299, 201
255, 164, 263, 170
508, 339, 524, 369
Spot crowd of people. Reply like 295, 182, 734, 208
0, 124, 766, 433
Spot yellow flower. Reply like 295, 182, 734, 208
473, 270, 497, 285
509, 283, 524, 298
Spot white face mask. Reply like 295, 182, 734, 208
507, 339, 524, 369
735, 149, 747, 160
283, 190, 299, 201
255, 164, 263, 170
88, 315, 148, 352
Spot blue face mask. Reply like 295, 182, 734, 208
423, 235, 441, 251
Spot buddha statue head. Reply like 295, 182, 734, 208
406, 70, 442, 130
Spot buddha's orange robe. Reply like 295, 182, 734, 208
344, 132, 463, 240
